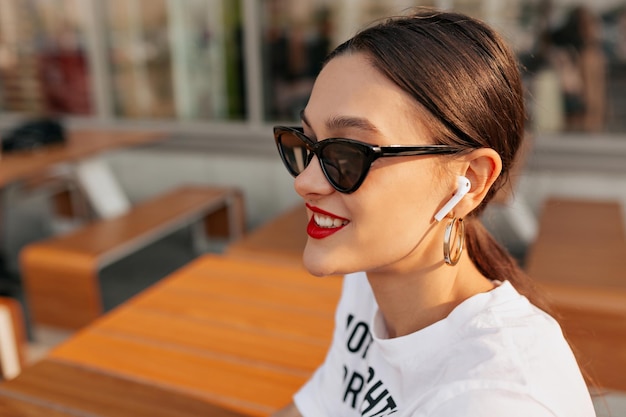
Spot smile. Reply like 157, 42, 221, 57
313, 213, 349, 228
306, 204, 349, 239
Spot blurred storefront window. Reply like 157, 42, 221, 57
104, 0, 245, 120
0, 0, 92, 115
259, 0, 437, 121
516, 1, 626, 134
1, 0, 626, 135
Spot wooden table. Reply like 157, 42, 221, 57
0, 129, 164, 188
526, 198, 626, 305
0, 361, 247, 417
0, 255, 342, 416
0, 128, 165, 271
226, 204, 307, 266
525, 198, 626, 391
0, 128, 165, 238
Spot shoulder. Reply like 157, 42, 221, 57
449, 281, 585, 384
411, 281, 596, 417
410, 386, 560, 417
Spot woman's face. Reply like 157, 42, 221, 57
296, 52, 453, 277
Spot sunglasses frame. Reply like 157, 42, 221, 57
274, 126, 463, 193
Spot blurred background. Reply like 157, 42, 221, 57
0, 0, 625, 395
1, 0, 625, 220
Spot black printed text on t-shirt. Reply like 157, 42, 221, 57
342, 313, 398, 416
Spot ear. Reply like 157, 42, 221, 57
454, 148, 502, 217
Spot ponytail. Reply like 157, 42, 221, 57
464, 217, 553, 315
465, 217, 601, 387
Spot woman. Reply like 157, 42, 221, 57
272, 8, 596, 417
550, 5, 606, 132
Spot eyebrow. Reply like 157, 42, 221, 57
300, 109, 381, 135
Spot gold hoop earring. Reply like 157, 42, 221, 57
443, 217, 465, 266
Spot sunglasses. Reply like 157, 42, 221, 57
274, 126, 462, 193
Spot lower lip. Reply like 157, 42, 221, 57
307, 216, 347, 239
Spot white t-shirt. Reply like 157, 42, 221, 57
294, 272, 596, 417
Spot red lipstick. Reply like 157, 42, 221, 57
306, 204, 349, 239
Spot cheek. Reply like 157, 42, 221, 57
368, 159, 442, 217
353, 163, 441, 247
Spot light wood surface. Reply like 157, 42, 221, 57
20, 186, 245, 329
525, 197, 626, 391
0, 361, 248, 417
530, 199, 625, 242
18, 255, 341, 416
526, 198, 626, 300
0, 129, 164, 187
226, 204, 308, 266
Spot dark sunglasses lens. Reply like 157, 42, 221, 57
320, 141, 369, 192
277, 130, 310, 176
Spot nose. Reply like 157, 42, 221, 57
294, 155, 335, 198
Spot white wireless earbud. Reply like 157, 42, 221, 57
434, 176, 471, 222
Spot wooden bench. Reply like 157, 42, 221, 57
525, 197, 626, 391
41, 255, 342, 415
0, 297, 27, 380
225, 204, 307, 266
20, 185, 245, 330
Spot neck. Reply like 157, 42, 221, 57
366, 254, 494, 338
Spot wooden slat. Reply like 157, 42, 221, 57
48, 332, 305, 416
121, 253, 343, 307
81, 308, 330, 371
158, 255, 342, 300
0, 361, 248, 417
226, 205, 307, 265
0, 393, 75, 417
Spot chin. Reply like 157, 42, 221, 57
302, 255, 335, 277
302, 244, 350, 277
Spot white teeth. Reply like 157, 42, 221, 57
314, 214, 348, 228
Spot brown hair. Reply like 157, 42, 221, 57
324, 9, 551, 312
